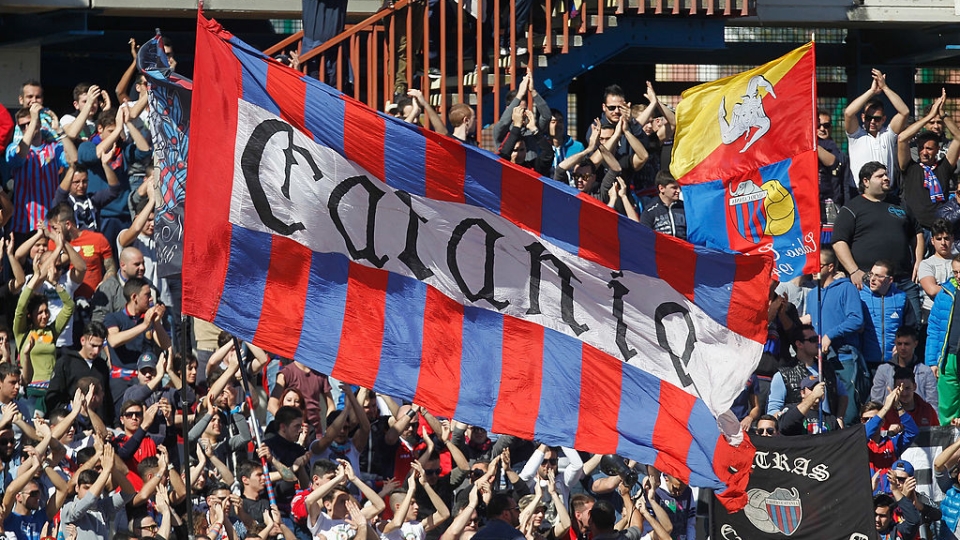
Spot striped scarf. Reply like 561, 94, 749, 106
922, 164, 944, 202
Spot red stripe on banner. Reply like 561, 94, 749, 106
575, 345, 622, 451
266, 62, 312, 138
652, 381, 694, 481
332, 264, 388, 389
253, 236, 312, 357
343, 101, 385, 181
413, 287, 463, 417
656, 234, 696, 301
500, 164, 542, 235
577, 196, 620, 269
424, 132, 466, 203
729, 256, 772, 343
183, 16, 242, 321
492, 317, 543, 439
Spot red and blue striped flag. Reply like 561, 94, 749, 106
183, 14, 772, 511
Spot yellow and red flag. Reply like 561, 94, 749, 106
670, 43, 818, 279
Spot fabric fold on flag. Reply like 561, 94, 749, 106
670, 43, 819, 280
183, 13, 773, 511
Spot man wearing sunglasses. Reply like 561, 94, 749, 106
843, 68, 910, 193
4, 477, 51, 540
766, 324, 846, 422
817, 109, 853, 223
519, 443, 584, 506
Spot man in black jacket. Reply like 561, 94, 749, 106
640, 171, 686, 239
45, 321, 112, 423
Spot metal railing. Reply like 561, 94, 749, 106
264, 0, 753, 143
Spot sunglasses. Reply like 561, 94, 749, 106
571, 173, 594, 180
819, 122, 831, 129
17, 123, 30, 129
801, 336, 819, 344
755, 428, 776, 435
865, 114, 883, 122
543, 458, 559, 465
124, 411, 144, 419
0, 438, 15, 445
423, 468, 442, 475
605, 105, 621, 112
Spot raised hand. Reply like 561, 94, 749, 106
588, 119, 602, 149
129, 38, 138, 60
645, 81, 658, 105
142, 402, 160, 427
410, 460, 425, 485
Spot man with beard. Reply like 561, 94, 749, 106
91, 247, 145, 324
898, 90, 960, 229
832, 162, 924, 321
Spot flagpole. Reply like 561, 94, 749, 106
182, 314, 195, 540
811, 36, 825, 431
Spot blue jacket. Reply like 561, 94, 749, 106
806, 277, 863, 360
926, 278, 957, 368
941, 485, 960, 539
860, 284, 912, 364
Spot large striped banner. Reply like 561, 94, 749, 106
183, 14, 773, 510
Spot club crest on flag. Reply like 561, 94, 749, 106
727, 179, 797, 244
719, 75, 777, 153
744, 487, 802, 535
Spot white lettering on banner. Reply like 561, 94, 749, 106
754, 451, 830, 482
229, 101, 764, 416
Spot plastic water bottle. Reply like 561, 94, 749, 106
824, 198, 838, 225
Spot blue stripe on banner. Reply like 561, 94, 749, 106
540, 187, 579, 254
294, 250, 351, 375
383, 121, 426, 196
615, 365, 661, 466
374, 273, 427, 398
682, 179, 733, 252
464, 146, 502, 211
534, 329, 582, 445
685, 399, 721, 488
764, 157, 808, 275
692, 246, 734, 327
235, 53, 279, 117
304, 81, 345, 156
214, 225, 271, 339
619, 219, 659, 279
454, 306, 504, 427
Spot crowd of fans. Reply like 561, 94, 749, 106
1, 21, 960, 540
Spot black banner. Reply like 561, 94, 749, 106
713, 428, 875, 540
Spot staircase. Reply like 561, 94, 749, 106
264, 0, 753, 144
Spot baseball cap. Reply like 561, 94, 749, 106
891, 460, 915, 476
800, 377, 819, 391
137, 351, 158, 372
